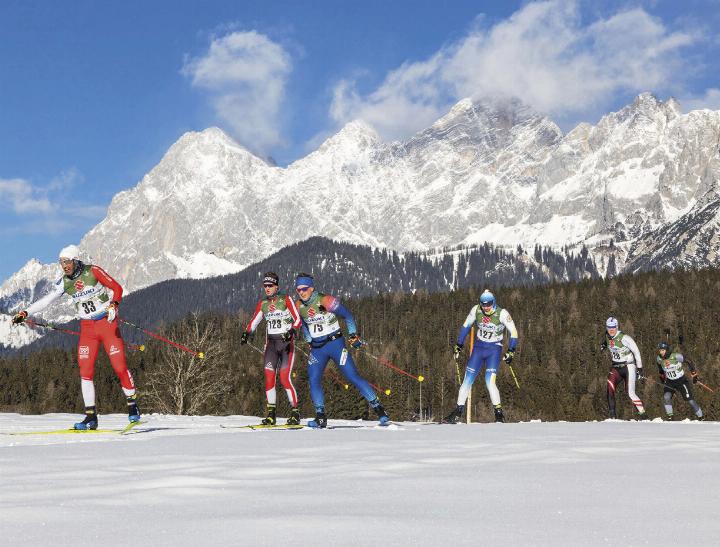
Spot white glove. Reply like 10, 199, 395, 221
107, 303, 118, 323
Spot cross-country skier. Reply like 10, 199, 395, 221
600, 317, 648, 420
445, 290, 518, 423
241, 272, 302, 426
11, 245, 139, 430
656, 342, 703, 420
294, 273, 389, 428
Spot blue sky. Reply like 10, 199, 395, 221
1, 0, 720, 281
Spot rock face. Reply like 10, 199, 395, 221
3, 92, 720, 328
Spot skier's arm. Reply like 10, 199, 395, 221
624, 336, 642, 368
25, 279, 65, 316
501, 309, 519, 351
91, 265, 123, 303
322, 295, 357, 334
457, 306, 477, 345
285, 294, 302, 330
244, 300, 264, 334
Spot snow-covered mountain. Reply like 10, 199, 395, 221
3, 92, 720, 323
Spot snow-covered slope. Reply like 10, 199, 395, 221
3, 93, 720, 319
1, 414, 717, 546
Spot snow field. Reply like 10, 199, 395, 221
1, 414, 718, 546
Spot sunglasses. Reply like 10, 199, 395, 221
296, 286, 311, 292
263, 284, 277, 288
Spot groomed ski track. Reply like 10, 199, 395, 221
1, 413, 718, 546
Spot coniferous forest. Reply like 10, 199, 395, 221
2, 266, 719, 422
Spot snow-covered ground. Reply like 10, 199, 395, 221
1, 414, 718, 546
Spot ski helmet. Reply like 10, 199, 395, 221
605, 316, 618, 329
657, 341, 671, 354
59, 245, 80, 261
479, 290, 496, 310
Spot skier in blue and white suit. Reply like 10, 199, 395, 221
445, 290, 519, 423
294, 273, 390, 428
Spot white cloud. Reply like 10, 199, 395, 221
680, 88, 720, 111
182, 31, 292, 153
331, 1, 698, 139
0, 174, 106, 231
0, 178, 53, 214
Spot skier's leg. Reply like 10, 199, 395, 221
625, 363, 646, 415
689, 399, 703, 419
334, 340, 377, 402
75, 321, 100, 429
484, 345, 503, 407
100, 320, 135, 397
457, 347, 483, 406
663, 389, 674, 418
263, 339, 278, 406
78, 321, 101, 407
278, 339, 298, 407
607, 368, 620, 418
307, 346, 330, 411
679, 379, 703, 419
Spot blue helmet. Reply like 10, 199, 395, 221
479, 290, 496, 311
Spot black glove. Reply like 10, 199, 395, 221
659, 373, 666, 383
600, 339, 607, 351
318, 305, 327, 313
503, 350, 515, 364
691, 372, 699, 384
348, 333, 362, 349
636, 368, 645, 381
12, 311, 28, 325
453, 343, 463, 361
281, 329, 295, 342
240, 332, 250, 345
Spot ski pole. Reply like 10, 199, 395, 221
696, 380, 716, 394
455, 360, 461, 386
118, 318, 204, 358
25, 318, 80, 337
361, 345, 424, 383
646, 377, 677, 393
247, 341, 264, 355
26, 318, 145, 352
509, 365, 521, 389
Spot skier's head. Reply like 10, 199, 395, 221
657, 341, 671, 358
295, 273, 315, 301
605, 316, 619, 335
262, 271, 279, 297
479, 290, 496, 314
58, 245, 81, 277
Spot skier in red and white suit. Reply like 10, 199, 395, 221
12, 245, 139, 430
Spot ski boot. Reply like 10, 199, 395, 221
442, 404, 465, 424
286, 408, 301, 426
637, 412, 649, 421
665, 414, 674, 421
371, 400, 391, 426
494, 406, 505, 423
127, 394, 141, 423
261, 404, 276, 426
74, 406, 98, 430
307, 409, 327, 429
695, 414, 705, 421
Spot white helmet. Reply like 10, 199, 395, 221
59, 245, 80, 261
